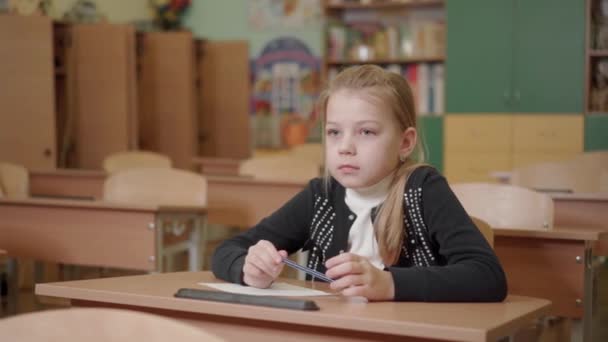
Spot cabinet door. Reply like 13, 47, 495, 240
444, 115, 512, 154
512, 115, 583, 153
585, 114, 608, 151
0, 16, 56, 170
418, 116, 443, 171
138, 32, 197, 170
198, 41, 251, 159
513, 0, 585, 113
446, 0, 513, 113
72, 24, 137, 169
444, 153, 512, 183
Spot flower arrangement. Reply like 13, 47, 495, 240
150, 0, 191, 31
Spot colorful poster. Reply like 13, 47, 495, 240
251, 37, 321, 148
248, 0, 322, 30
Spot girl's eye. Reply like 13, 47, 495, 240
326, 129, 340, 136
360, 129, 376, 136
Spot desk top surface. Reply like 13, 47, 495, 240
550, 192, 608, 201
0, 197, 206, 214
494, 226, 608, 241
36, 271, 550, 342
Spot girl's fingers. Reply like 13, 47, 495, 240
325, 252, 359, 269
247, 253, 279, 277
258, 240, 283, 264
329, 274, 363, 291
325, 261, 363, 279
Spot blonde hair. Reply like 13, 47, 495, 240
317, 65, 424, 265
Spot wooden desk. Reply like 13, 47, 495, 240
0, 198, 206, 272
551, 193, 608, 229
36, 271, 551, 342
493, 226, 608, 341
29, 169, 306, 228
30, 169, 105, 200
191, 157, 242, 176
206, 176, 305, 228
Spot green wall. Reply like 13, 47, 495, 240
585, 114, 608, 151
49, 0, 152, 22
183, 0, 323, 57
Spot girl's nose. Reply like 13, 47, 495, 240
338, 135, 355, 155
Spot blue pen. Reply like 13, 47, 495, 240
281, 257, 334, 283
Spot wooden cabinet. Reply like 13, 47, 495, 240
446, 0, 585, 113
0, 15, 57, 170
54, 23, 138, 170
137, 31, 197, 170
444, 115, 512, 183
512, 115, 583, 154
446, 0, 512, 113
197, 40, 251, 159
445, 114, 584, 182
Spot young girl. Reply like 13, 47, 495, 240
212, 65, 507, 302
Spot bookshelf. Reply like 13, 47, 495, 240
323, 0, 446, 116
585, 0, 608, 151
587, 0, 608, 114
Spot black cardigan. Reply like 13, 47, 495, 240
212, 166, 508, 302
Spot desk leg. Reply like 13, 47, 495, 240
5, 258, 18, 314
188, 215, 207, 272
583, 243, 608, 342
154, 216, 164, 273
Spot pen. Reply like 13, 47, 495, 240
281, 257, 334, 283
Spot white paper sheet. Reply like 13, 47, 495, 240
198, 282, 331, 297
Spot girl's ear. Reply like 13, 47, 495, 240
399, 127, 417, 159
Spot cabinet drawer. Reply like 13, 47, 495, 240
512, 152, 580, 169
444, 152, 512, 183
512, 115, 583, 152
445, 115, 512, 153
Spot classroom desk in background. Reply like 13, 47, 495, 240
30, 169, 608, 230
493, 226, 608, 342
30, 169, 106, 200
552, 192, 608, 229
35, 271, 551, 342
29, 169, 307, 228
191, 157, 241, 176
0, 198, 207, 272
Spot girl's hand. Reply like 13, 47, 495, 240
243, 240, 287, 288
325, 253, 395, 301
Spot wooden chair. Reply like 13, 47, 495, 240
470, 216, 493, 248
510, 159, 602, 193
451, 183, 554, 230
104, 167, 206, 207
102, 151, 172, 174
0, 307, 224, 342
239, 155, 320, 182
0, 162, 29, 198
103, 168, 207, 271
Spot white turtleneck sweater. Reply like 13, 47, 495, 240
344, 175, 393, 270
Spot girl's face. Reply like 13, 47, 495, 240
325, 89, 415, 189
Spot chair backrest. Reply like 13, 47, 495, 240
0, 162, 29, 198
451, 183, 554, 230
0, 307, 224, 342
103, 168, 207, 207
510, 160, 600, 193
471, 216, 494, 248
103, 151, 172, 174
239, 155, 320, 182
